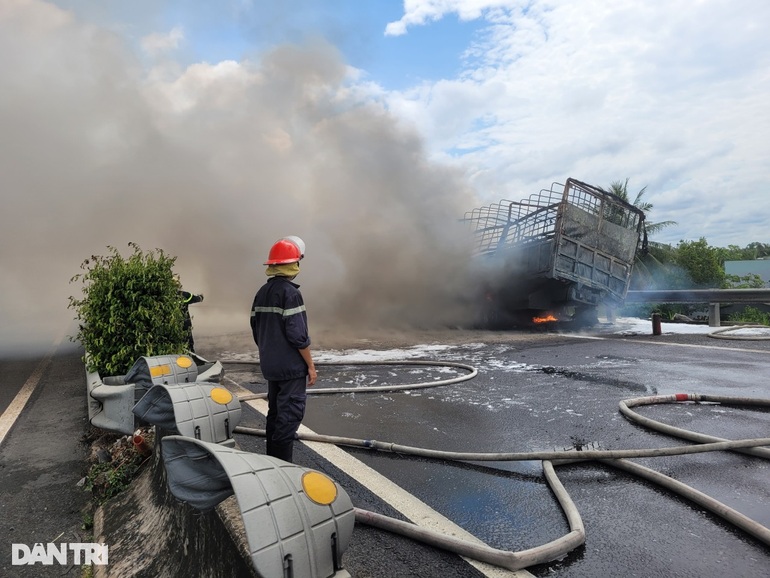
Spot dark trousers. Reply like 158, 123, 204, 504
265, 376, 307, 463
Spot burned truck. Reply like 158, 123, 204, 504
463, 178, 647, 327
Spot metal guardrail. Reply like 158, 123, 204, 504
625, 289, 770, 327
626, 289, 770, 303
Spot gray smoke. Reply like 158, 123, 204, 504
0, 1, 479, 355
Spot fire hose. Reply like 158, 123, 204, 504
708, 325, 770, 341
222, 359, 770, 572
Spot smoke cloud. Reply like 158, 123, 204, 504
0, 0, 480, 355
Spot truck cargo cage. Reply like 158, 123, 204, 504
464, 179, 644, 256
462, 178, 646, 325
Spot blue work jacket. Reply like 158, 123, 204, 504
250, 277, 311, 381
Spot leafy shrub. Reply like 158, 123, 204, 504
728, 306, 770, 326
723, 273, 766, 289
69, 243, 187, 375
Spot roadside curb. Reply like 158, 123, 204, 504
93, 429, 258, 578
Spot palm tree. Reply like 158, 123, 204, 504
603, 178, 677, 237
602, 178, 677, 289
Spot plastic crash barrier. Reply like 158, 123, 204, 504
161, 436, 355, 578
132, 382, 242, 446
87, 354, 224, 435
125, 354, 199, 388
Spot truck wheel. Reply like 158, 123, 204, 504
573, 307, 599, 328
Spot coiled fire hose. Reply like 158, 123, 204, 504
223, 359, 770, 572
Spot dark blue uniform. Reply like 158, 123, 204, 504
250, 276, 311, 462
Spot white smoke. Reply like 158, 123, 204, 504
0, 0, 479, 355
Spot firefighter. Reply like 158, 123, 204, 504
180, 290, 204, 352
250, 237, 317, 463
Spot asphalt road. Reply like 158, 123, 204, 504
219, 323, 770, 578
1, 322, 769, 577
0, 341, 91, 578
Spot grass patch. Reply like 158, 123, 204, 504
728, 306, 770, 326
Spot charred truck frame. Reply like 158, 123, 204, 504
463, 178, 647, 327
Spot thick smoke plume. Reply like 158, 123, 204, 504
0, 1, 480, 355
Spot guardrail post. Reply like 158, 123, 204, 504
708, 302, 721, 327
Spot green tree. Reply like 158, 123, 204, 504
69, 243, 188, 376
603, 178, 677, 238
602, 178, 678, 289
718, 242, 770, 262
673, 238, 725, 288
742, 242, 770, 259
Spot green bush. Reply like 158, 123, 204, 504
723, 273, 765, 289
69, 243, 188, 375
728, 306, 770, 326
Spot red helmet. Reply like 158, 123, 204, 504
280, 235, 305, 259
264, 239, 302, 265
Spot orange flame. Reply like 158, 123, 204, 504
532, 314, 558, 324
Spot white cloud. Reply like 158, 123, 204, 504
385, 0, 518, 36
380, 0, 770, 247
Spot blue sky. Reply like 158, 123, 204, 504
59, 1, 484, 90
3, 0, 770, 343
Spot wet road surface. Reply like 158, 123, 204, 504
214, 322, 770, 577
